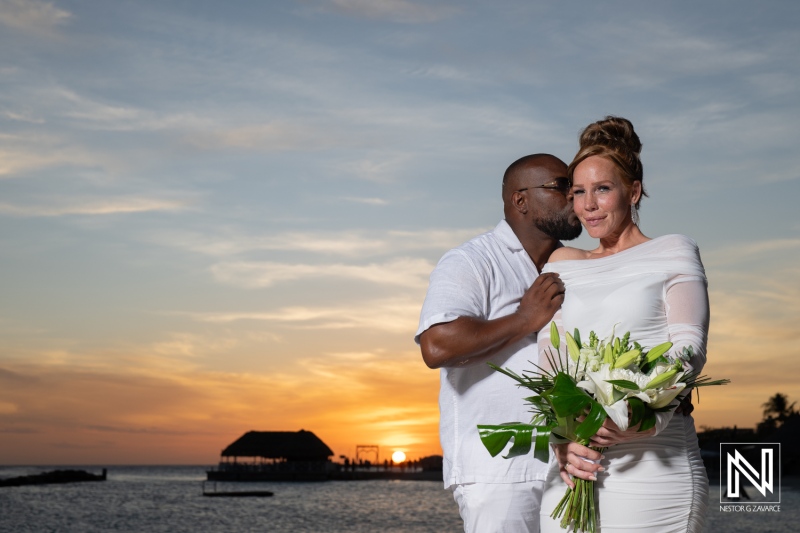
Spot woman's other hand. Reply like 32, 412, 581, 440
589, 417, 655, 447
553, 442, 604, 489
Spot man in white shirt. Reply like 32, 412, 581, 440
415, 154, 585, 532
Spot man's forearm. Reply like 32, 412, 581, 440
420, 314, 532, 369
419, 272, 565, 369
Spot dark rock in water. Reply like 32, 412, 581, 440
0, 468, 107, 487
202, 490, 274, 497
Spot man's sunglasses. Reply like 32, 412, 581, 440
516, 177, 572, 195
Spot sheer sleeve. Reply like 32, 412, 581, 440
652, 277, 710, 434
665, 277, 709, 373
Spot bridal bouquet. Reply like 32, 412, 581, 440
477, 322, 729, 533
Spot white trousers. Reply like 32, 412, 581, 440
452, 480, 544, 533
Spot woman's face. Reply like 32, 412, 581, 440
571, 155, 641, 240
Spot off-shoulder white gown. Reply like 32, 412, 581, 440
538, 235, 710, 533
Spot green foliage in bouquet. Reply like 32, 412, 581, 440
477, 322, 729, 533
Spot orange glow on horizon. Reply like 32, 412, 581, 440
1, 276, 798, 466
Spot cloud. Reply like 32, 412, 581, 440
210, 258, 433, 289
0, 197, 190, 217
184, 297, 421, 334
0, 133, 101, 177
0, 124, 187, 182
151, 333, 226, 359
82, 424, 199, 436
745, 71, 798, 100
180, 98, 537, 161
0, 0, 70, 35
0, 366, 38, 384
339, 156, 408, 183
1, 85, 207, 133
3, 110, 45, 124
639, 22, 764, 73
329, 0, 458, 23
183, 120, 349, 152
0, 426, 37, 434
643, 106, 800, 179
151, 227, 485, 258
52, 87, 207, 132
703, 238, 800, 268
410, 64, 477, 82
341, 196, 389, 205
576, 19, 767, 89
387, 228, 491, 251
0, 401, 19, 414
153, 229, 386, 257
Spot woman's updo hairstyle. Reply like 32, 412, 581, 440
567, 116, 648, 209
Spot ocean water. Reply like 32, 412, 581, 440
0, 466, 796, 532
0, 466, 461, 533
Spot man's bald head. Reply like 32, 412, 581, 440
502, 153, 567, 203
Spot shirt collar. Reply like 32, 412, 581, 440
495, 219, 524, 252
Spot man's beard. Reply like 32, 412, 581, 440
536, 213, 582, 241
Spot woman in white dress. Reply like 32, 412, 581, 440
537, 116, 709, 532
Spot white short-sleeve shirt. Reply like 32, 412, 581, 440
416, 219, 548, 488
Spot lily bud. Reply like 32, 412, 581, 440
646, 368, 678, 389
644, 342, 673, 364
611, 349, 641, 369
565, 332, 581, 362
603, 344, 614, 364
550, 321, 560, 351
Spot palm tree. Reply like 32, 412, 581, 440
761, 393, 797, 424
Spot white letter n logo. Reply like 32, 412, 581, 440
727, 448, 774, 498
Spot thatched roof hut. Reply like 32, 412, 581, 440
221, 430, 334, 462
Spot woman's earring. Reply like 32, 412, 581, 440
631, 204, 640, 226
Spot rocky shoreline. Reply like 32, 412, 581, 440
0, 468, 107, 487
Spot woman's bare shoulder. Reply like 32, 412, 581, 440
549, 246, 590, 262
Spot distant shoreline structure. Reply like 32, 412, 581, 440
205, 430, 443, 482
0, 468, 107, 487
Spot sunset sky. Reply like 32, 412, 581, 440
1, 0, 799, 465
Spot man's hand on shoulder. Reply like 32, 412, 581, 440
516, 273, 565, 333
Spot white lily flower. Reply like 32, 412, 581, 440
577, 364, 632, 431
577, 364, 615, 406
604, 400, 630, 431
649, 383, 687, 409
645, 363, 685, 390
626, 389, 653, 404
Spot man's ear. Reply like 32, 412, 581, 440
512, 191, 529, 215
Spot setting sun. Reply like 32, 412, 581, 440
391, 451, 407, 463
